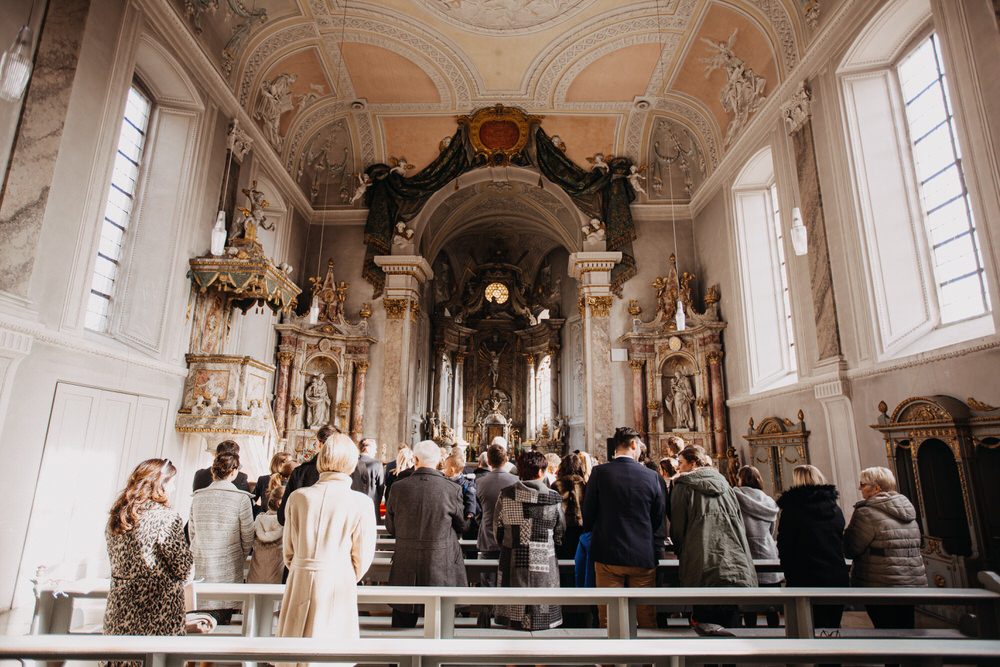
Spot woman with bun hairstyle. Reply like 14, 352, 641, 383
189, 450, 254, 624
103, 459, 192, 667
776, 464, 850, 630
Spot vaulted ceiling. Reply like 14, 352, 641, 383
173, 0, 816, 209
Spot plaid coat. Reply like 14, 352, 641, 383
494, 479, 565, 630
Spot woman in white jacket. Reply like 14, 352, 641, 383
733, 465, 782, 627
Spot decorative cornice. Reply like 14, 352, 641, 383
782, 81, 812, 134
383, 298, 408, 319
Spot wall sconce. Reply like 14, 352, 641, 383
790, 207, 808, 256
0, 24, 33, 102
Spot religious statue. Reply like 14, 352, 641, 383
587, 153, 610, 172
232, 181, 270, 241
350, 173, 371, 205
627, 164, 647, 196
253, 72, 297, 150
305, 374, 331, 429
582, 218, 606, 243
701, 29, 767, 147
667, 370, 695, 431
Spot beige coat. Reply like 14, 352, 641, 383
276, 472, 376, 667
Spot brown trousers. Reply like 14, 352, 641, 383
594, 562, 657, 629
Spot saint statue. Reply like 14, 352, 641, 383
667, 370, 695, 431
305, 374, 331, 429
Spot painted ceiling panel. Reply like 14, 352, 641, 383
381, 115, 463, 171
564, 43, 663, 102
341, 43, 442, 104
540, 116, 620, 166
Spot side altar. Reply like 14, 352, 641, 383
274, 261, 376, 454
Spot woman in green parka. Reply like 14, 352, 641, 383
670, 445, 758, 632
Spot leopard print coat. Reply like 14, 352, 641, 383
103, 503, 193, 667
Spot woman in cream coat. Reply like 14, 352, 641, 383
276, 433, 376, 666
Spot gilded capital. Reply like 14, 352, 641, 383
383, 298, 408, 319
354, 360, 369, 373
706, 350, 724, 365
628, 359, 644, 371
588, 295, 613, 317
410, 300, 421, 322
523, 353, 537, 366
277, 351, 295, 365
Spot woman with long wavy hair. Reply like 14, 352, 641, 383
103, 459, 192, 667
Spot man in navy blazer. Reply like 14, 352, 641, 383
582, 426, 665, 629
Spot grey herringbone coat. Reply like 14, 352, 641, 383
189, 480, 254, 609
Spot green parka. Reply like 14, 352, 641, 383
670, 467, 758, 588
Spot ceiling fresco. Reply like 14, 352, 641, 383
168, 0, 818, 208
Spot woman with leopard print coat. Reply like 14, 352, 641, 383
103, 459, 193, 667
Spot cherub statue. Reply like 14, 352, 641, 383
587, 153, 610, 173
350, 173, 371, 205
392, 221, 415, 245
438, 135, 452, 152
389, 156, 414, 177
627, 164, 647, 196
232, 180, 270, 240
550, 135, 567, 151
582, 218, 606, 242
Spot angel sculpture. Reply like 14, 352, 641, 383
389, 156, 414, 177
350, 173, 371, 205
700, 29, 766, 146
582, 218, 606, 243
627, 164, 647, 196
392, 221, 415, 245
587, 153, 610, 172
438, 135, 452, 152
550, 135, 567, 151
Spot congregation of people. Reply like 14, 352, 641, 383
100, 423, 928, 658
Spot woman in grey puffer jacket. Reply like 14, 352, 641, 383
843, 466, 926, 629
733, 466, 782, 628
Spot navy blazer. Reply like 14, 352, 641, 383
582, 456, 666, 569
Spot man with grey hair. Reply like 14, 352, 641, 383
351, 437, 384, 520
385, 440, 468, 627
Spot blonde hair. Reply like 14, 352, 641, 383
791, 464, 827, 487
545, 452, 561, 473
269, 451, 294, 474
317, 433, 360, 474
579, 451, 595, 482
859, 466, 897, 493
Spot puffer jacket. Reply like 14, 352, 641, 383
844, 491, 927, 587
776, 484, 850, 587
733, 486, 783, 584
670, 467, 758, 588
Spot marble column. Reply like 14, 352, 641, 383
783, 82, 843, 360
374, 255, 432, 449
706, 351, 727, 457
629, 359, 646, 438
452, 353, 464, 441
0, 0, 91, 297
524, 354, 537, 441
274, 348, 294, 436
569, 251, 621, 457
350, 361, 369, 438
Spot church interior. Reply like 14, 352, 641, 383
1, 0, 1000, 628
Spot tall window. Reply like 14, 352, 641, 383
898, 34, 990, 323
733, 149, 798, 392
86, 84, 151, 332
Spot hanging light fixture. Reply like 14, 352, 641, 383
668, 159, 685, 331
211, 123, 238, 256
790, 206, 808, 256
0, 2, 35, 103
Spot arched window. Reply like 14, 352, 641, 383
732, 148, 797, 392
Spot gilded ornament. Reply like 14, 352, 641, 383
706, 351, 723, 365
627, 299, 641, 317
628, 359, 643, 371
410, 300, 422, 322
934, 575, 946, 587
277, 351, 294, 365
355, 361, 370, 373
383, 298, 408, 319
457, 104, 542, 166
588, 295, 612, 317
968, 397, 998, 411
668, 336, 682, 351
360, 302, 373, 319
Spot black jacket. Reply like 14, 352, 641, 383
776, 484, 850, 587
351, 453, 386, 516
192, 468, 250, 493
277, 458, 319, 525
581, 456, 666, 569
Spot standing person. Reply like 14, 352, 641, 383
491, 435, 517, 474
383, 444, 414, 502
443, 448, 479, 542
253, 452, 294, 515
776, 464, 850, 630
247, 487, 286, 584
733, 465, 783, 627
278, 424, 339, 526
385, 440, 468, 628
103, 459, 192, 667
844, 466, 927, 629
581, 426, 665, 630
474, 443, 519, 627
670, 445, 757, 634
494, 451, 565, 630
351, 437, 385, 520
189, 451, 254, 624
276, 433, 377, 666
552, 453, 587, 563
192, 440, 250, 492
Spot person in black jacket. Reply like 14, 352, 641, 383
351, 438, 385, 520
278, 424, 339, 526
193, 440, 250, 492
776, 464, 850, 630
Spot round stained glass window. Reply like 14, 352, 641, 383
485, 282, 509, 304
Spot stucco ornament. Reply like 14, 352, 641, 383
414, 0, 598, 35
253, 73, 297, 150
701, 29, 767, 147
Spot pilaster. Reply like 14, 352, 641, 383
374, 255, 432, 448
569, 251, 621, 456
